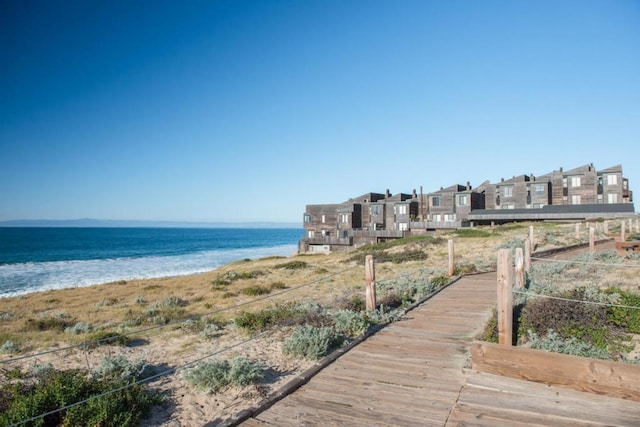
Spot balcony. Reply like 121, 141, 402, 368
305, 236, 353, 246
410, 220, 462, 229
351, 229, 405, 238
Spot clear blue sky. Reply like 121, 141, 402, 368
1, 1, 638, 223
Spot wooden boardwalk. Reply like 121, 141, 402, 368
237, 271, 640, 427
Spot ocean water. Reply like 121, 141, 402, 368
0, 228, 302, 297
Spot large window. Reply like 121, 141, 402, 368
503, 186, 513, 197
570, 176, 581, 187
533, 184, 545, 195
607, 174, 618, 185
501, 204, 515, 210
303, 214, 311, 224
432, 214, 442, 222
431, 196, 440, 207
396, 205, 408, 215
571, 194, 581, 205
371, 205, 382, 215
458, 195, 468, 206
398, 222, 408, 231
321, 214, 326, 223
608, 193, 619, 203
308, 230, 315, 238
339, 213, 349, 223
444, 214, 456, 222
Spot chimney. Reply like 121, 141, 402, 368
501, 178, 504, 182
385, 189, 390, 199
412, 189, 417, 198
466, 181, 471, 191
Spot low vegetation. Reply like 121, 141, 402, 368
480, 249, 640, 362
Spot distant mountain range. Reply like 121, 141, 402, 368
0, 219, 301, 228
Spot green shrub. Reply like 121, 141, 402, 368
282, 325, 345, 360
274, 260, 308, 270
527, 329, 612, 360
181, 357, 263, 393
480, 308, 499, 343
606, 288, 640, 333
330, 310, 372, 337
92, 355, 153, 382
270, 281, 287, 290
65, 321, 94, 335
518, 289, 615, 350
0, 369, 161, 426
0, 340, 18, 354
25, 314, 75, 332
430, 275, 450, 287
85, 331, 131, 348
241, 285, 272, 296
234, 304, 309, 332
455, 263, 477, 275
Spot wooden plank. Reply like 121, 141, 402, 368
471, 341, 640, 401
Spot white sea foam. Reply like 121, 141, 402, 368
0, 244, 298, 298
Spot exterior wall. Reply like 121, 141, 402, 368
564, 166, 597, 205
495, 176, 530, 209
528, 180, 551, 208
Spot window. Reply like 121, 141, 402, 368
398, 222, 408, 231
533, 184, 545, 195
431, 196, 440, 207
607, 193, 619, 203
432, 214, 442, 222
501, 204, 515, 210
340, 213, 349, 223
533, 203, 545, 209
458, 195, 468, 206
503, 186, 513, 197
607, 174, 618, 186
444, 214, 456, 222
303, 214, 311, 224
396, 205, 408, 215
371, 205, 382, 215
570, 176, 581, 187
321, 214, 326, 223
571, 194, 581, 205
308, 230, 315, 238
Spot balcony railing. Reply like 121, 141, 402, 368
304, 236, 353, 245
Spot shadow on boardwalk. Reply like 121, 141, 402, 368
234, 270, 640, 427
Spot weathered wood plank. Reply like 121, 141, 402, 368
472, 341, 640, 401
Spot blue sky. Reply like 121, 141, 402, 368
1, 0, 638, 223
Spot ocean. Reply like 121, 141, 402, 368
0, 227, 302, 297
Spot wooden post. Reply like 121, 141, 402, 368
589, 226, 595, 253
514, 247, 524, 289
629, 218, 633, 234
529, 226, 534, 252
448, 239, 455, 277
524, 237, 531, 274
575, 223, 580, 239
365, 255, 376, 311
604, 220, 609, 236
621, 220, 626, 242
497, 249, 513, 346
636, 218, 639, 233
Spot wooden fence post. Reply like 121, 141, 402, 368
497, 249, 514, 346
524, 238, 531, 275
529, 226, 534, 252
365, 255, 376, 311
629, 218, 633, 234
589, 226, 595, 253
636, 218, 639, 233
448, 239, 455, 277
575, 223, 580, 239
514, 247, 524, 289
604, 220, 609, 236
621, 220, 626, 242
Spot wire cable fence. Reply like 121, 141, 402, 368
2, 258, 452, 426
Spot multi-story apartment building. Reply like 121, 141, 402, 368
300, 164, 635, 253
